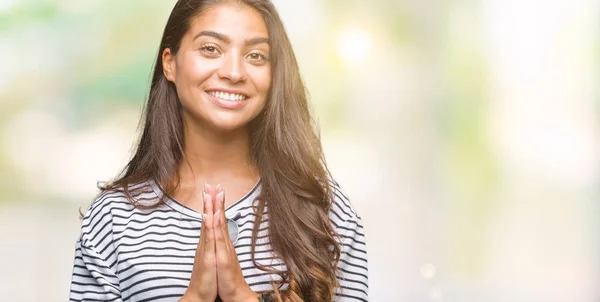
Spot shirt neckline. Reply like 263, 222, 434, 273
149, 178, 262, 221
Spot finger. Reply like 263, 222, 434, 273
198, 188, 211, 249
214, 191, 225, 217
215, 190, 228, 237
201, 192, 214, 247
197, 212, 212, 257
203, 191, 214, 216
202, 188, 215, 250
203, 213, 216, 254
213, 184, 222, 213
220, 209, 236, 250
203, 183, 213, 213
216, 192, 229, 240
197, 215, 205, 252
219, 199, 231, 247
199, 210, 206, 239
212, 184, 220, 201
214, 209, 231, 261
212, 191, 229, 240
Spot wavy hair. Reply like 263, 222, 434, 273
101, 0, 341, 301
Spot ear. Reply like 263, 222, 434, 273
162, 48, 176, 83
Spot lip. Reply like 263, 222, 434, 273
204, 90, 250, 110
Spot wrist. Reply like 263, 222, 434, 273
180, 292, 209, 302
231, 287, 259, 302
178, 296, 197, 302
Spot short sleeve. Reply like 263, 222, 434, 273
69, 193, 123, 302
69, 237, 123, 302
329, 181, 369, 302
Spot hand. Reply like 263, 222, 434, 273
181, 184, 218, 302
212, 185, 259, 302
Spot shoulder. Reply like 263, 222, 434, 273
79, 180, 156, 243
328, 178, 360, 221
327, 178, 363, 228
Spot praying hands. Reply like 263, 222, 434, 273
180, 184, 259, 302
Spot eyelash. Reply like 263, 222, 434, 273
199, 44, 269, 61
199, 44, 220, 55
247, 51, 269, 61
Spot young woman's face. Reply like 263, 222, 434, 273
163, 4, 271, 132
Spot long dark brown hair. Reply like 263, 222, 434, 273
100, 0, 341, 301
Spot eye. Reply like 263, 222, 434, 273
199, 44, 221, 55
246, 51, 269, 62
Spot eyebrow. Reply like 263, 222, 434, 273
193, 30, 269, 46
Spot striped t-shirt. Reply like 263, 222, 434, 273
69, 179, 369, 301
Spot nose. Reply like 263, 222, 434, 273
217, 51, 247, 83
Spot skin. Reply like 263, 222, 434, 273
182, 184, 257, 302
162, 3, 272, 302
162, 2, 270, 210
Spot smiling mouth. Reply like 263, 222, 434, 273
206, 90, 249, 102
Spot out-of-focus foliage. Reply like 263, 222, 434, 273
0, 0, 598, 301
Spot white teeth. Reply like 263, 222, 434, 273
209, 91, 247, 101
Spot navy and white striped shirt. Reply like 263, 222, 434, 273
69, 179, 368, 301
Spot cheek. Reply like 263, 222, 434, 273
177, 54, 216, 85
252, 68, 272, 94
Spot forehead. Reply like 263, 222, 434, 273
188, 4, 269, 41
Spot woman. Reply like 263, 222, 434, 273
69, 0, 368, 301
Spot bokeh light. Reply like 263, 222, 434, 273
0, 0, 598, 301
337, 28, 372, 65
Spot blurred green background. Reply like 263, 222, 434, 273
0, 0, 598, 301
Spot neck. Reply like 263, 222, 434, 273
176, 119, 258, 186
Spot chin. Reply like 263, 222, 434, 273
207, 116, 250, 133
208, 107, 263, 132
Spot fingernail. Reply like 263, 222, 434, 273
216, 184, 222, 192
